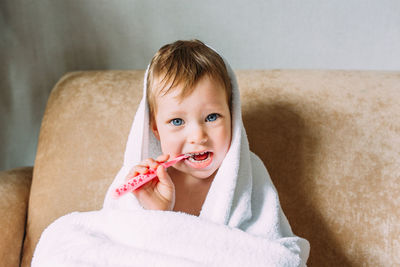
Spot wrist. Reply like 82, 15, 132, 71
144, 198, 174, 211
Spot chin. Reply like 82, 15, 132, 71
190, 167, 219, 180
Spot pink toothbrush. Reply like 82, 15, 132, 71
113, 154, 189, 198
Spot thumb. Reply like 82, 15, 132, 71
156, 165, 173, 187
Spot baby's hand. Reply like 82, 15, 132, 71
126, 154, 175, 211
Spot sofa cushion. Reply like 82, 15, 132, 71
22, 71, 142, 267
22, 70, 400, 266
0, 167, 32, 267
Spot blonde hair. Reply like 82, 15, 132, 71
146, 39, 232, 118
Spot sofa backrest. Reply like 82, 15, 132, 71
22, 70, 400, 266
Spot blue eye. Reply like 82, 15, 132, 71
206, 113, 219, 122
170, 118, 184, 126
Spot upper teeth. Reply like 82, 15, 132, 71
189, 151, 208, 156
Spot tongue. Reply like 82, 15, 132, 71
194, 153, 208, 161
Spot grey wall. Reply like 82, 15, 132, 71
1, 0, 399, 171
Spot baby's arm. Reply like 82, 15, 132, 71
126, 154, 176, 211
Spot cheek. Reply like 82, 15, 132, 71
159, 129, 182, 153
222, 130, 232, 151
215, 124, 232, 152
223, 119, 232, 144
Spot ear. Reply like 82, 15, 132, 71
151, 119, 160, 140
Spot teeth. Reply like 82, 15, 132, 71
191, 151, 208, 156
188, 155, 209, 163
185, 151, 210, 162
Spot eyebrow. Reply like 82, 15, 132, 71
165, 103, 225, 117
164, 110, 187, 117
173, 101, 226, 111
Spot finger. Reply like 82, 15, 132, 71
156, 165, 173, 186
142, 158, 159, 170
126, 165, 148, 180
156, 154, 170, 163
126, 170, 138, 180
134, 165, 150, 174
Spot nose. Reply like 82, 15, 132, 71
188, 123, 208, 145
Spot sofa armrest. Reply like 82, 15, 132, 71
0, 167, 33, 267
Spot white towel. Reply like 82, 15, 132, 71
32, 47, 310, 266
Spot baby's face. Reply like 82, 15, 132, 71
151, 75, 231, 180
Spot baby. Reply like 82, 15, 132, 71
126, 40, 232, 216
32, 40, 310, 266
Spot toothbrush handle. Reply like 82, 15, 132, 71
160, 154, 188, 168
113, 172, 157, 198
113, 154, 188, 199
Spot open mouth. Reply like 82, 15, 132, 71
186, 151, 211, 162
184, 151, 213, 169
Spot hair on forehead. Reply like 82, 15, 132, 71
146, 39, 232, 117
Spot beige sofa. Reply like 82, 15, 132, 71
1, 70, 399, 266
